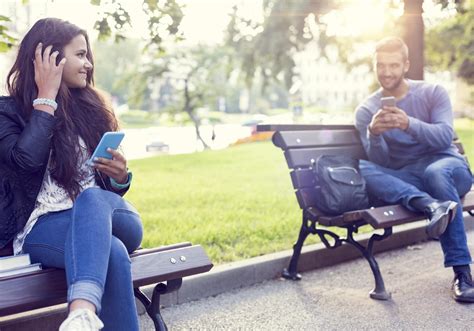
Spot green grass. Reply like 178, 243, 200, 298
455, 118, 474, 162
127, 120, 474, 264
127, 142, 312, 264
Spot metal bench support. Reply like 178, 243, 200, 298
134, 278, 183, 331
345, 225, 392, 300
282, 210, 392, 300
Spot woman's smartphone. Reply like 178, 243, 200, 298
381, 96, 396, 108
86, 132, 125, 166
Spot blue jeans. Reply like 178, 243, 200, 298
23, 187, 143, 331
360, 155, 473, 267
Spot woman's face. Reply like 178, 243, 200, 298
61, 34, 93, 88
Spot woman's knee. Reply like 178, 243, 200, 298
75, 187, 105, 209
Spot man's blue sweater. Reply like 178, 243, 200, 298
355, 80, 463, 169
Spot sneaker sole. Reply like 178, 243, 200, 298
426, 201, 457, 239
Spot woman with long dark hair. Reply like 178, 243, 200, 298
0, 18, 143, 330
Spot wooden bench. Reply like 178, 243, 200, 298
258, 123, 474, 300
0, 241, 213, 330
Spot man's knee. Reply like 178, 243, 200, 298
423, 158, 472, 197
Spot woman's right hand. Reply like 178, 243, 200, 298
34, 43, 67, 100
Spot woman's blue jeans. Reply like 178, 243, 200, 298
360, 154, 473, 268
23, 187, 143, 331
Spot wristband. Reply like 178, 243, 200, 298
33, 98, 58, 111
110, 171, 132, 190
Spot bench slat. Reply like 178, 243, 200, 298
299, 189, 474, 229
272, 130, 360, 149
295, 188, 318, 210
0, 269, 67, 317
0, 244, 213, 317
362, 205, 421, 228
290, 168, 315, 189
358, 189, 474, 229
284, 146, 367, 168
462, 189, 474, 210
131, 245, 212, 287
257, 124, 356, 132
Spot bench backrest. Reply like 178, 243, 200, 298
270, 125, 366, 211
267, 124, 467, 211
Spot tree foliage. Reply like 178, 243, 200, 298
124, 45, 234, 147
426, 3, 474, 84
225, 1, 338, 90
0, 0, 184, 52
226, 0, 469, 88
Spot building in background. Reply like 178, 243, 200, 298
293, 42, 373, 112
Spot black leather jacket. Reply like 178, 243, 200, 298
0, 96, 129, 249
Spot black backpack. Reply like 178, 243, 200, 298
312, 155, 369, 215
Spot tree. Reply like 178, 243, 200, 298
92, 38, 142, 104
225, 1, 338, 90
127, 45, 234, 149
425, 4, 474, 84
226, 0, 467, 87
0, 0, 184, 52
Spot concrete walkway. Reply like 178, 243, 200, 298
141, 230, 474, 330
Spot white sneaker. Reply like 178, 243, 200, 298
59, 308, 104, 331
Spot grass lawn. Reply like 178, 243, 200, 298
127, 141, 310, 264
127, 119, 473, 264
454, 118, 474, 162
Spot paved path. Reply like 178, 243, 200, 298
140, 232, 474, 330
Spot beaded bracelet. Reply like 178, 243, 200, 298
33, 98, 58, 111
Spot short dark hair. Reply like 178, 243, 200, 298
375, 37, 409, 61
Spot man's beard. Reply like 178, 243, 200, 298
379, 74, 404, 91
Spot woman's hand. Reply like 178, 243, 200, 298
92, 148, 129, 184
34, 43, 66, 100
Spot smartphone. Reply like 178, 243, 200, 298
381, 96, 396, 108
86, 132, 125, 166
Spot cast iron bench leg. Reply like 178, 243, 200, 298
134, 279, 183, 331
282, 213, 312, 280
346, 227, 392, 300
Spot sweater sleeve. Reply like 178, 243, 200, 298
354, 106, 391, 167
405, 85, 454, 151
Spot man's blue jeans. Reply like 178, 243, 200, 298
23, 187, 143, 331
360, 155, 472, 267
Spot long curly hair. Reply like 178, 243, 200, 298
7, 18, 118, 199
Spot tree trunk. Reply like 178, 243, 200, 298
184, 79, 210, 150
402, 0, 424, 80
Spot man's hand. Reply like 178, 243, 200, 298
92, 148, 129, 184
369, 106, 409, 136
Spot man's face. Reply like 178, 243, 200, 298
374, 51, 409, 91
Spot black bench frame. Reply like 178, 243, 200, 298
259, 124, 474, 300
0, 241, 213, 330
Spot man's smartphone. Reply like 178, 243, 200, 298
381, 96, 396, 108
86, 132, 125, 166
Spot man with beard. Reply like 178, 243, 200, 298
355, 37, 474, 302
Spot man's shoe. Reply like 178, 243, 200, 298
424, 200, 457, 239
452, 272, 474, 303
